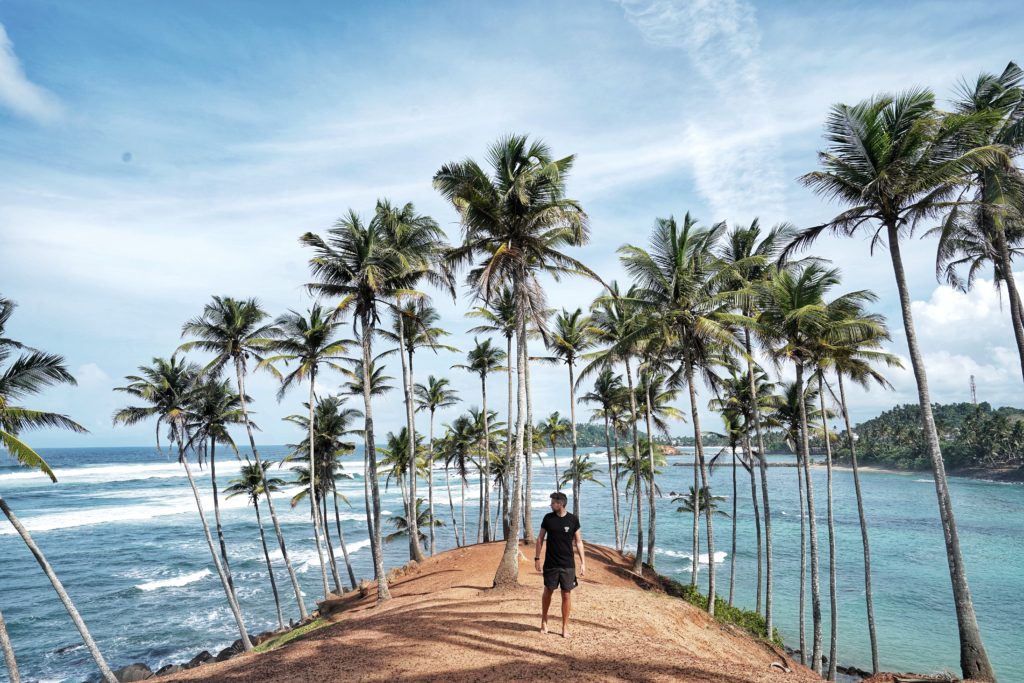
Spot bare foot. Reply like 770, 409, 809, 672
561, 627, 570, 639
540, 621, 548, 634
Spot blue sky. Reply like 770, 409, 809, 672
2, 0, 1022, 447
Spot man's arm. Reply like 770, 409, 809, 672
534, 528, 546, 573
574, 529, 586, 576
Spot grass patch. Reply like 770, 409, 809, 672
659, 575, 783, 648
253, 617, 329, 653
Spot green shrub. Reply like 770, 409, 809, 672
659, 575, 783, 648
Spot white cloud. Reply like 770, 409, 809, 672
74, 363, 110, 388
0, 23, 62, 123
613, 0, 785, 223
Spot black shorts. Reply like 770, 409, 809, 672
543, 567, 578, 591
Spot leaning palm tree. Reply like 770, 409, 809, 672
619, 213, 739, 614
260, 303, 351, 600
224, 461, 288, 630
538, 412, 571, 491
435, 134, 597, 586
716, 218, 796, 637
178, 296, 308, 618
580, 369, 624, 548
544, 308, 595, 516
385, 498, 445, 544
301, 202, 430, 603
113, 356, 253, 652
415, 376, 460, 555
452, 337, 506, 543
791, 89, 1001, 681
0, 302, 116, 683
183, 377, 247, 594
442, 414, 477, 546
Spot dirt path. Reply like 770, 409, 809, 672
163, 541, 820, 682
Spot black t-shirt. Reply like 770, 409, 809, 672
541, 511, 580, 570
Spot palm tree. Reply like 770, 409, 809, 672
580, 369, 624, 549
183, 377, 247, 595
544, 308, 595, 516
935, 62, 1024, 380
586, 282, 646, 571
0, 300, 116, 683
793, 89, 1000, 680
452, 337, 506, 543
442, 414, 477, 545
716, 218, 796, 636
225, 461, 288, 630
435, 134, 596, 586
558, 456, 604, 492
178, 296, 307, 619
113, 356, 253, 652
301, 202, 428, 603
671, 485, 728, 572
385, 498, 445, 544
378, 427, 427, 511
260, 303, 351, 599
415, 376, 460, 555
538, 412, 571, 491
619, 214, 739, 614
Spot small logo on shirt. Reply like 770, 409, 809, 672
564, 526, 570, 532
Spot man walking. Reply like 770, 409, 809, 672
534, 491, 585, 638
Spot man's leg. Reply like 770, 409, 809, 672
560, 589, 572, 638
540, 587, 554, 633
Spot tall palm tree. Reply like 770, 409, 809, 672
619, 214, 739, 614
442, 414, 477, 546
716, 218, 796, 636
792, 89, 1001, 681
585, 282, 646, 572
415, 376, 460, 555
301, 202, 429, 603
435, 134, 596, 586
113, 356, 253, 652
224, 461, 288, 630
557, 456, 604, 492
452, 337, 506, 542
385, 498, 444, 544
183, 377, 247, 595
260, 303, 350, 599
538, 412, 571, 491
544, 308, 595, 516
0, 301, 116, 683
178, 296, 307, 618
935, 62, 1024, 380
580, 369, 624, 549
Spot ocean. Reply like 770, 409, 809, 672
1, 445, 1020, 682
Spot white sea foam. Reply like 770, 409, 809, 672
655, 547, 727, 564
0, 460, 247, 486
346, 538, 372, 554
135, 568, 211, 591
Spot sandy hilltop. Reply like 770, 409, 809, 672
154, 541, 820, 683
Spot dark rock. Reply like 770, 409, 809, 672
184, 650, 212, 669
215, 646, 237, 662
154, 664, 184, 676
253, 630, 276, 646
113, 662, 153, 681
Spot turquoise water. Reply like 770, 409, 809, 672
0, 446, 1020, 682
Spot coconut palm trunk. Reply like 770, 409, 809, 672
494, 312, 528, 586
687, 362, 716, 615
818, 370, 838, 681
397, 313, 425, 562
795, 362, 822, 674
995, 228, 1024, 381
745, 329, 773, 636
887, 224, 994, 680
333, 492, 357, 589
603, 412, 620, 551
523, 343, 535, 544
642, 380, 657, 568
321, 495, 343, 593
363, 447, 378, 570
444, 462, 460, 546
0, 496, 119, 683
427, 408, 437, 555
233, 358, 308, 619
743, 431, 763, 614
506, 333, 515, 535
307, 373, 332, 598
729, 444, 738, 606
568, 360, 580, 517
254, 497, 285, 630
797, 445, 807, 666
207, 438, 235, 594
480, 374, 492, 543
461, 476, 467, 547
623, 358, 644, 572
174, 434, 253, 652
612, 427, 623, 550
360, 317, 390, 601
836, 371, 878, 672
0, 606, 18, 683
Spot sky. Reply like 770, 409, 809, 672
1, 0, 1022, 448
